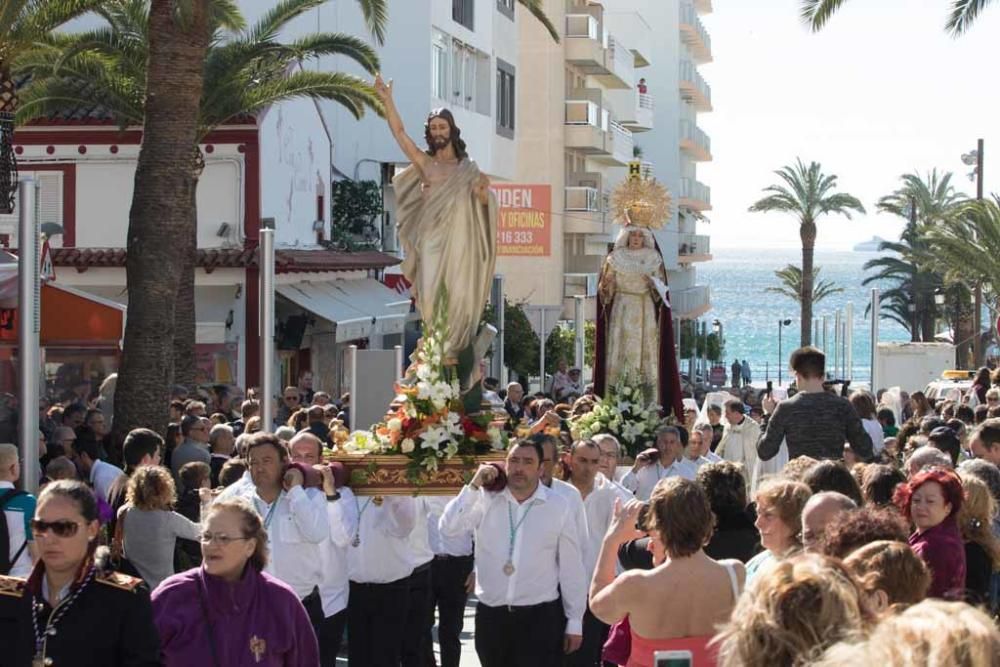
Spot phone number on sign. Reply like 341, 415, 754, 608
499, 231, 534, 244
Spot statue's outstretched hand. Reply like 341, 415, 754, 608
374, 74, 393, 103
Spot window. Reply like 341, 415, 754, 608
0, 171, 64, 249
497, 0, 514, 20
450, 39, 478, 111
496, 59, 516, 138
431, 31, 448, 100
453, 0, 474, 30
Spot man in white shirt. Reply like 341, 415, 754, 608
592, 434, 635, 501
695, 423, 723, 463
566, 439, 621, 667
682, 427, 714, 472
347, 492, 417, 666
228, 433, 329, 643
717, 398, 760, 472
422, 495, 474, 667
0, 444, 35, 577
402, 499, 435, 667
73, 436, 123, 503
289, 433, 358, 667
620, 425, 696, 500
534, 434, 590, 550
440, 440, 587, 666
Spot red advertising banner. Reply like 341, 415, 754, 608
491, 184, 552, 257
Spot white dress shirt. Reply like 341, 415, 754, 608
620, 458, 697, 500
576, 475, 621, 578
226, 484, 329, 598
684, 455, 713, 471
705, 451, 723, 463
347, 496, 418, 584
318, 487, 360, 617
547, 478, 589, 558
440, 483, 588, 635
424, 496, 473, 557
406, 498, 435, 571
90, 459, 124, 503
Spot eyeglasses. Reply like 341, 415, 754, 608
31, 519, 81, 538
199, 532, 250, 546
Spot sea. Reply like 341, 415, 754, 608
697, 247, 909, 386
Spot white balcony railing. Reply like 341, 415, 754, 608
606, 35, 635, 87
565, 14, 599, 39
672, 285, 711, 316
565, 100, 600, 126
678, 233, 711, 257
680, 1, 712, 61
679, 59, 712, 111
679, 177, 712, 209
610, 120, 634, 163
638, 93, 654, 111
565, 186, 601, 212
679, 119, 711, 158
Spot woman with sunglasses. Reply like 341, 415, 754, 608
0, 480, 160, 666
151, 497, 319, 666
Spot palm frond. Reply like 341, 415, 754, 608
800, 0, 850, 31
947, 0, 995, 35
356, 0, 389, 45
518, 0, 560, 42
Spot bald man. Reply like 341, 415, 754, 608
801, 491, 857, 552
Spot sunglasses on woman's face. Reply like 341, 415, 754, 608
31, 519, 81, 538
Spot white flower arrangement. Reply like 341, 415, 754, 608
570, 371, 661, 455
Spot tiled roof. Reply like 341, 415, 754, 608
49, 247, 400, 274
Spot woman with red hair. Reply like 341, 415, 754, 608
894, 467, 966, 599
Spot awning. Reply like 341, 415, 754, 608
0, 282, 125, 347
277, 278, 410, 343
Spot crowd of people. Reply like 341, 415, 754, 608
3, 347, 1000, 666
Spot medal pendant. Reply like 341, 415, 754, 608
351, 535, 361, 548
503, 561, 515, 576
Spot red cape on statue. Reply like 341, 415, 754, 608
593, 261, 686, 422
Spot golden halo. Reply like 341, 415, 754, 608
611, 177, 671, 229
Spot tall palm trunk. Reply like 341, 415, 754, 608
172, 149, 204, 390
799, 219, 817, 347
0, 64, 18, 215
113, 0, 210, 444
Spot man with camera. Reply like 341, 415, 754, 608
621, 425, 695, 501
440, 440, 587, 667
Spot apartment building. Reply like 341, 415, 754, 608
508, 0, 713, 342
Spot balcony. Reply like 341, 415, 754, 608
678, 233, 712, 263
679, 120, 711, 161
593, 35, 635, 90
601, 10, 653, 68
564, 186, 607, 235
694, 0, 713, 14
672, 285, 711, 319
680, 1, 713, 63
679, 177, 712, 211
679, 60, 712, 112
564, 100, 609, 155
565, 14, 611, 75
592, 120, 634, 167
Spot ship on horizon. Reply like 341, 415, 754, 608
853, 236, 887, 252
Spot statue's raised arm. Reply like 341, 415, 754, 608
374, 74, 430, 176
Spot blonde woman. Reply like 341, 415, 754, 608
119, 466, 207, 589
816, 599, 1000, 666
745, 478, 812, 581
957, 472, 1000, 608
713, 553, 871, 667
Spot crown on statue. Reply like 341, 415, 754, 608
611, 176, 671, 230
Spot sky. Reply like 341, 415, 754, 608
698, 0, 1000, 250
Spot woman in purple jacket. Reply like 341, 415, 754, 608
894, 467, 966, 600
151, 498, 319, 666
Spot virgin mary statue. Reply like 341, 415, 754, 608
593, 225, 684, 419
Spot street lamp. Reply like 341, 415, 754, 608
778, 318, 792, 387
962, 139, 984, 365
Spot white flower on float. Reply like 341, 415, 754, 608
387, 418, 403, 432
401, 438, 416, 453
421, 426, 450, 450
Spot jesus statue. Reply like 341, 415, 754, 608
374, 75, 498, 362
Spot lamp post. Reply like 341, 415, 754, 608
778, 318, 792, 387
962, 140, 984, 366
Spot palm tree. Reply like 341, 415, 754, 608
0, 0, 105, 213
862, 171, 962, 342
749, 159, 865, 346
767, 264, 844, 305
801, 0, 994, 35
17, 0, 386, 398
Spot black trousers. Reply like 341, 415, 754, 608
318, 609, 347, 667
564, 606, 610, 667
402, 562, 433, 667
423, 555, 474, 667
348, 577, 411, 667
475, 599, 566, 667
301, 587, 325, 661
